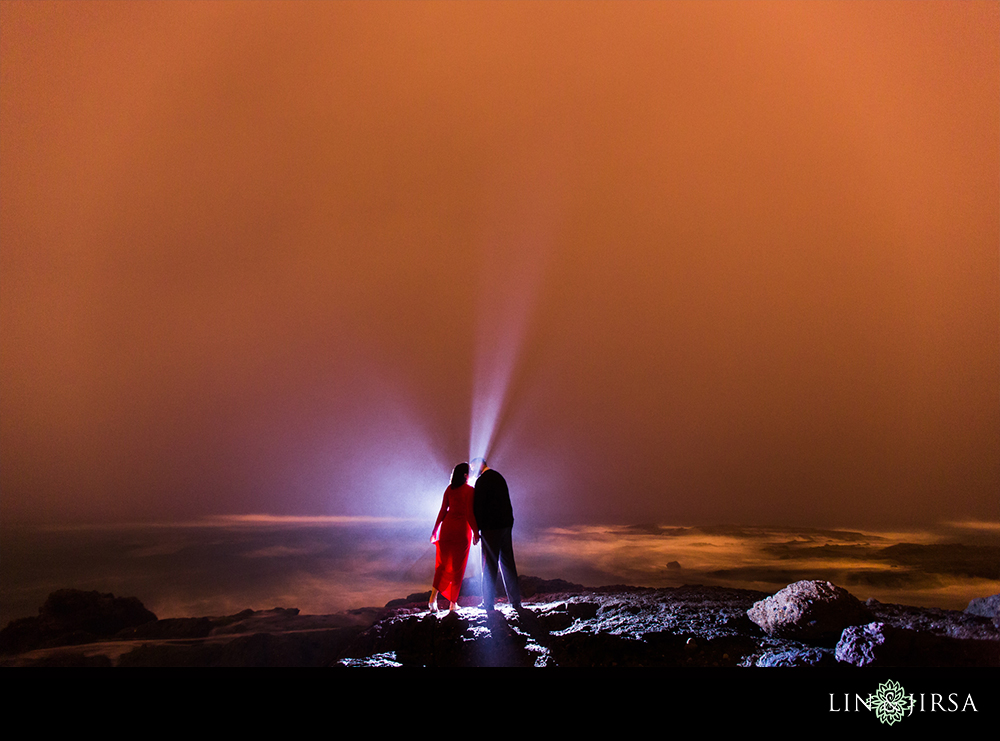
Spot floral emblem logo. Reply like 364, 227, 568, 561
868, 679, 914, 725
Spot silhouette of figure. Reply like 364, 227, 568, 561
429, 462, 478, 612
472, 457, 521, 611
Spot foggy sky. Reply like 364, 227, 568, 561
2, 1, 997, 528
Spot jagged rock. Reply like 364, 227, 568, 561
747, 580, 871, 644
835, 620, 1000, 667
534, 604, 574, 632
667, 561, 681, 570
39, 589, 156, 632
858, 598, 1000, 641
965, 594, 1000, 619
568, 602, 600, 619
835, 622, 907, 666
756, 647, 837, 667
4, 579, 998, 667
339, 608, 535, 667
0, 589, 156, 655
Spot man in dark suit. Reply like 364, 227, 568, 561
471, 457, 522, 611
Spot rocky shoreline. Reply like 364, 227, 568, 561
2, 578, 997, 667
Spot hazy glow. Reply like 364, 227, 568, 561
206, 514, 420, 526
945, 520, 1000, 534
0, 2, 996, 531
3, 519, 997, 623
38, 515, 423, 531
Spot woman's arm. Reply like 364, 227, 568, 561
430, 488, 449, 543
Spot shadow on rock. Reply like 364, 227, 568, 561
339, 607, 544, 667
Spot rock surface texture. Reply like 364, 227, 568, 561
746, 579, 872, 644
2, 580, 997, 667
965, 593, 1000, 627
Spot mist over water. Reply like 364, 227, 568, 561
3, 517, 997, 627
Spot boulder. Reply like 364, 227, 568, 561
836, 620, 1000, 667
965, 594, 1000, 621
38, 589, 157, 634
835, 622, 910, 666
0, 588, 156, 655
747, 580, 871, 644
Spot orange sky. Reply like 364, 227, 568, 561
1, 1, 997, 527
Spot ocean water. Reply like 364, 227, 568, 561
2, 516, 998, 626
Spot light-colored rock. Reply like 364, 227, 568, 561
756, 647, 836, 667
965, 594, 1000, 619
836, 622, 894, 666
747, 580, 871, 644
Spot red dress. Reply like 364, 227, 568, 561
432, 483, 478, 604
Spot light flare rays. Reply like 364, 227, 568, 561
468, 165, 564, 468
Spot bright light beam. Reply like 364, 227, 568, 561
468, 170, 561, 468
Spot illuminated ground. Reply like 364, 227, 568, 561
4, 579, 995, 667
337, 586, 1000, 668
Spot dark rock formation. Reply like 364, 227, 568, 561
836, 621, 905, 666
746, 580, 871, 644
3, 580, 997, 667
339, 584, 788, 667
123, 617, 216, 640
39, 589, 156, 633
0, 589, 156, 655
863, 596, 999, 640
118, 625, 366, 667
835, 620, 1000, 667
340, 608, 537, 667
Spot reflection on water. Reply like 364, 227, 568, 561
2, 517, 997, 625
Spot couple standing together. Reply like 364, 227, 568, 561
429, 458, 521, 613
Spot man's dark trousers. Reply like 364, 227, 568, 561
480, 527, 521, 610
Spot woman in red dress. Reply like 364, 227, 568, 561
429, 462, 479, 612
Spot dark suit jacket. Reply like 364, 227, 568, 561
473, 469, 514, 530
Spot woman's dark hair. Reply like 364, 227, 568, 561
450, 462, 470, 489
